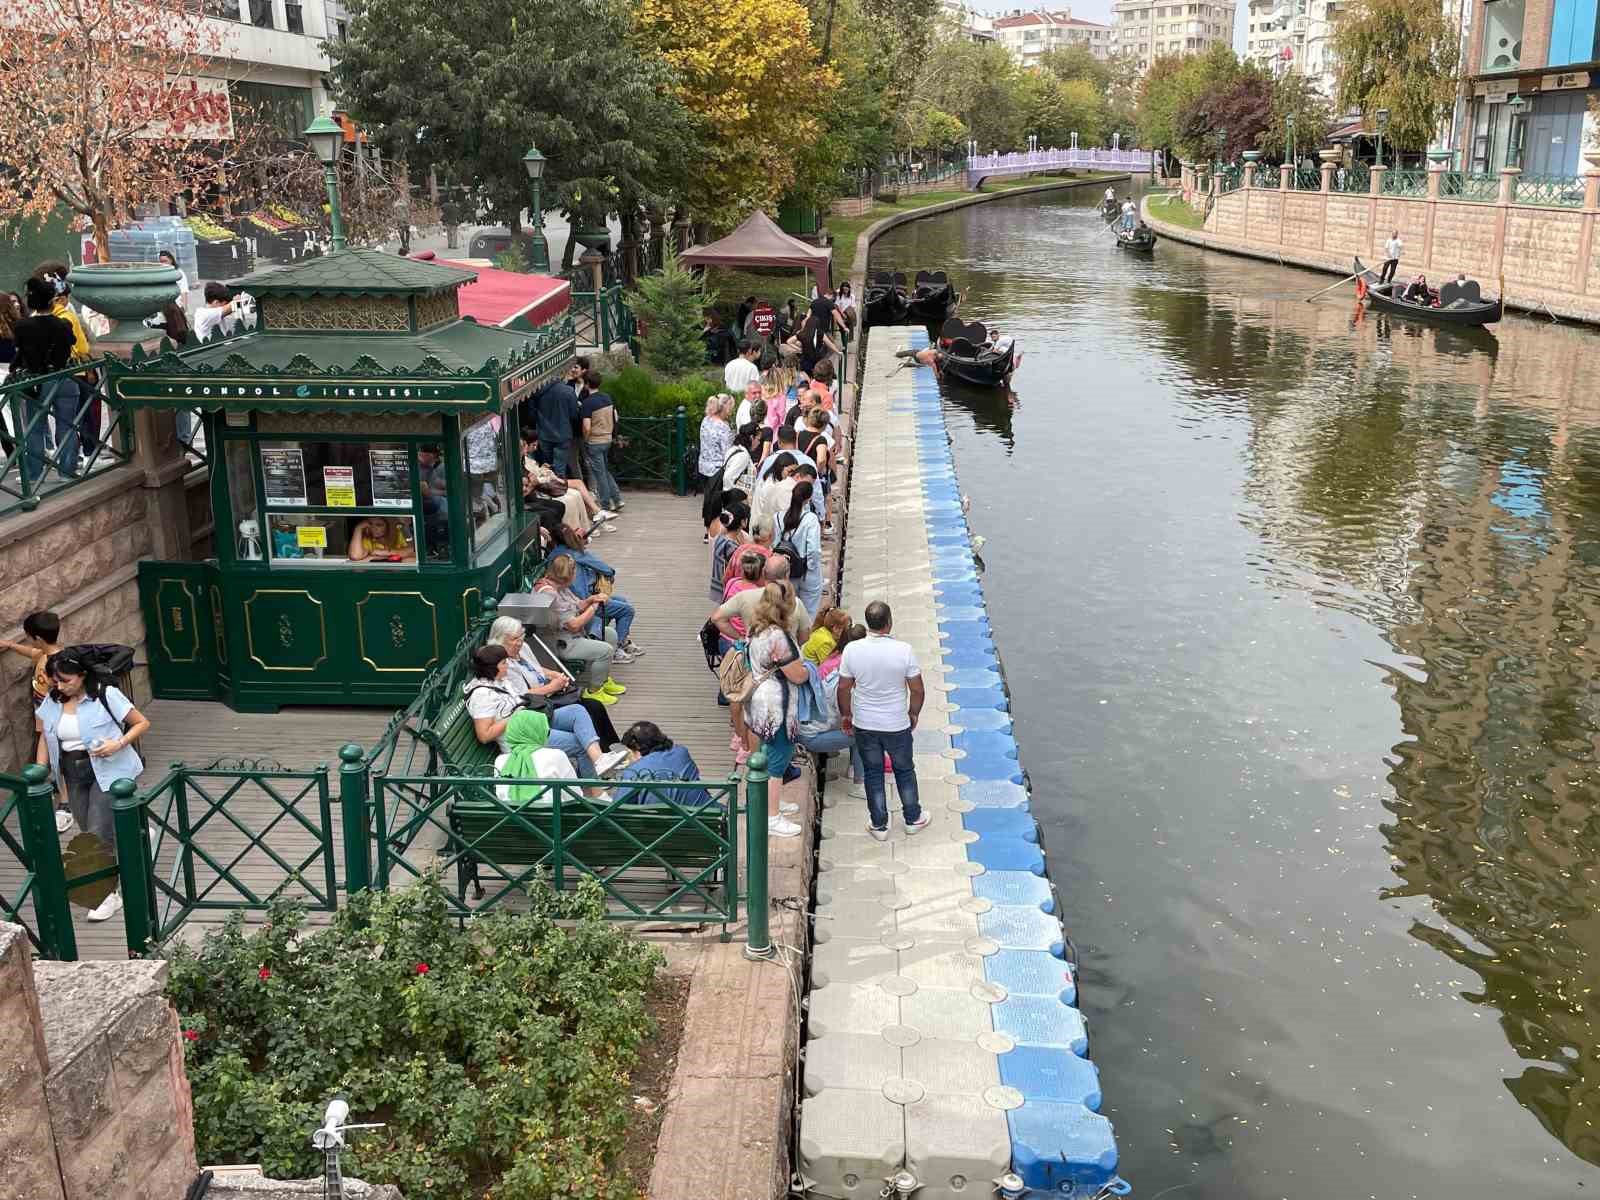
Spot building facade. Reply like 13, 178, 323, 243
1109, 0, 1237, 70
1458, 0, 1600, 176
1244, 0, 1341, 97
994, 9, 1114, 63
202, 0, 340, 138
941, 0, 997, 40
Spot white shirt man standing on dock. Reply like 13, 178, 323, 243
1380, 231, 1403, 284
838, 601, 930, 842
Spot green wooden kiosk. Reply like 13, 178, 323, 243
115, 249, 574, 711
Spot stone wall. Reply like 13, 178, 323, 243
0, 924, 198, 1200
0, 467, 156, 777
1167, 164, 1600, 325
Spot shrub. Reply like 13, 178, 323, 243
607, 365, 657, 415
625, 246, 715, 377
167, 876, 662, 1200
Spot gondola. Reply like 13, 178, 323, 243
906, 270, 960, 323
1354, 256, 1501, 326
936, 317, 1017, 387
1114, 224, 1157, 252
865, 271, 909, 326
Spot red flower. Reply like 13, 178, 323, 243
258, 966, 271, 981
182, 1029, 199, 1042
415, 962, 429, 975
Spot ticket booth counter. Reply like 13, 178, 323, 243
113, 249, 574, 711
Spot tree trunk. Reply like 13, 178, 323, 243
820, 0, 838, 61
92, 209, 112, 263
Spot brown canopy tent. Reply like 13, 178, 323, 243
681, 210, 833, 290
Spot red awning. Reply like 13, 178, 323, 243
1328, 120, 1368, 142
410, 254, 571, 328
681, 210, 832, 288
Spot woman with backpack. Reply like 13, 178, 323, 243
742, 583, 811, 839
35, 649, 151, 922
778, 481, 823, 619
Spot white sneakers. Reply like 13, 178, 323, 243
866, 824, 890, 842
865, 812, 932, 841
779, 800, 800, 815
594, 508, 619, 522
87, 889, 122, 922
594, 748, 631, 778
55, 810, 74, 834
769, 816, 802, 838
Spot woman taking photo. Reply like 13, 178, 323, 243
779, 480, 823, 619
35, 650, 151, 922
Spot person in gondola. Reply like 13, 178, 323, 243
1403, 274, 1431, 305
1120, 199, 1136, 231
1105, 185, 1116, 205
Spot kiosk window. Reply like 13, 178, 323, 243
461, 416, 508, 550
259, 440, 413, 508
265, 514, 417, 564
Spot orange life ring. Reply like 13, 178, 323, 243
1355, 276, 1368, 300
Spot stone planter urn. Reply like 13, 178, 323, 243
1584, 145, 1600, 172
570, 227, 613, 253
1241, 150, 1263, 163
1427, 149, 1452, 165
67, 261, 180, 338
1318, 147, 1342, 165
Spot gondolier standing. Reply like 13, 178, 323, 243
1379, 230, 1402, 285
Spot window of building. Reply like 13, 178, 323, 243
231, 82, 315, 141
461, 415, 508, 556
1481, 0, 1524, 70
285, 1, 303, 32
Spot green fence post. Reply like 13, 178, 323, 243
18, 765, 77, 961
110, 778, 154, 956
339, 744, 372, 895
673, 405, 688, 496
743, 749, 773, 959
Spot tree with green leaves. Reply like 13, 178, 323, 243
626, 247, 716, 378
329, 0, 696, 240
1258, 73, 1333, 164
1332, 0, 1460, 150
912, 36, 1026, 152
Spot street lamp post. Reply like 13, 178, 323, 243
303, 113, 347, 251
521, 146, 550, 273
1375, 107, 1390, 169
1507, 94, 1527, 168
1286, 111, 1296, 170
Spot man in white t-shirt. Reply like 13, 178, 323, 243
1379, 231, 1403, 285
838, 600, 929, 841
724, 340, 761, 397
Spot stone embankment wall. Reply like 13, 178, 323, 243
1163, 161, 1600, 325
0, 923, 198, 1200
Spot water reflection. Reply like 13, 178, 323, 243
871, 190, 1600, 1196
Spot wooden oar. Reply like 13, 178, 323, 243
1304, 270, 1363, 303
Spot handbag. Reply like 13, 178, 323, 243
592, 574, 615, 597
717, 644, 756, 704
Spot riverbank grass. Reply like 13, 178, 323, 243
1147, 192, 1206, 231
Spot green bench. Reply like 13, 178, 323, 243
416, 694, 735, 922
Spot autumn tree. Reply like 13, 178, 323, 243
0, 0, 234, 258
637, 0, 837, 227
1332, 0, 1460, 150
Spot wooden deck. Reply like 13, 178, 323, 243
1, 489, 746, 959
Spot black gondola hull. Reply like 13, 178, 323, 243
907, 288, 960, 323
1115, 229, 1157, 252
1354, 256, 1502, 326
942, 344, 1016, 387
866, 290, 909, 326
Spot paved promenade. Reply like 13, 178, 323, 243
798, 333, 1125, 1198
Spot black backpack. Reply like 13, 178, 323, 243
774, 532, 808, 581
66, 643, 134, 691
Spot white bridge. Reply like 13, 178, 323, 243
967, 147, 1157, 187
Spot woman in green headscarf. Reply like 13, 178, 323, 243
496, 709, 560, 803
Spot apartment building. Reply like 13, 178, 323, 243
941, 0, 997, 40
1110, 0, 1237, 70
993, 9, 1115, 63
197, 0, 344, 139
1243, 0, 1340, 97
1457, 0, 1600, 175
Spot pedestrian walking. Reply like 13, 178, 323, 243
1380, 230, 1402, 285
837, 601, 929, 841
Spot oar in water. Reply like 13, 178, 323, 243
1304, 270, 1364, 303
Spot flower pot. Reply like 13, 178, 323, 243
571, 227, 612, 253
67, 261, 180, 338
1241, 150, 1263, 163
1427, 149, 1452, 164
1584, 148, 1600, 172
1318, 148, 1342, 165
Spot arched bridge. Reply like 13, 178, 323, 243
968, 148, 1157, 189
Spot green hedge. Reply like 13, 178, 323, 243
608, 364, 724, 419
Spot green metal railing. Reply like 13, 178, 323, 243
570, 283, 637, 355
1381, 169, 1429, 197
611, 406, 689, 494
1217, 164, 1243, 193
1440, 172, 1501, 201
1, 357, 134, 519
0, 767, 78, 959
113, 763, 338, 954
364, 772, 741, 929
1513, 174, 1585, 207
1293, 166, 1322, 191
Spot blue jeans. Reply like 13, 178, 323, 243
855, 726, 921, 831
547, 440, 572, 480
587, 594, 635, 643
585, 441, 621, 509
23, 377, 79, 484
797, 727, 864, 782
542, 702, 601, 769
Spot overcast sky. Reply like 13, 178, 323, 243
965, 0, 1249, 53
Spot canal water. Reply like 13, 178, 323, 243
869, 186, 1600, 1198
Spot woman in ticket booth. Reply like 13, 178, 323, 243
347, 515, 416, 563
